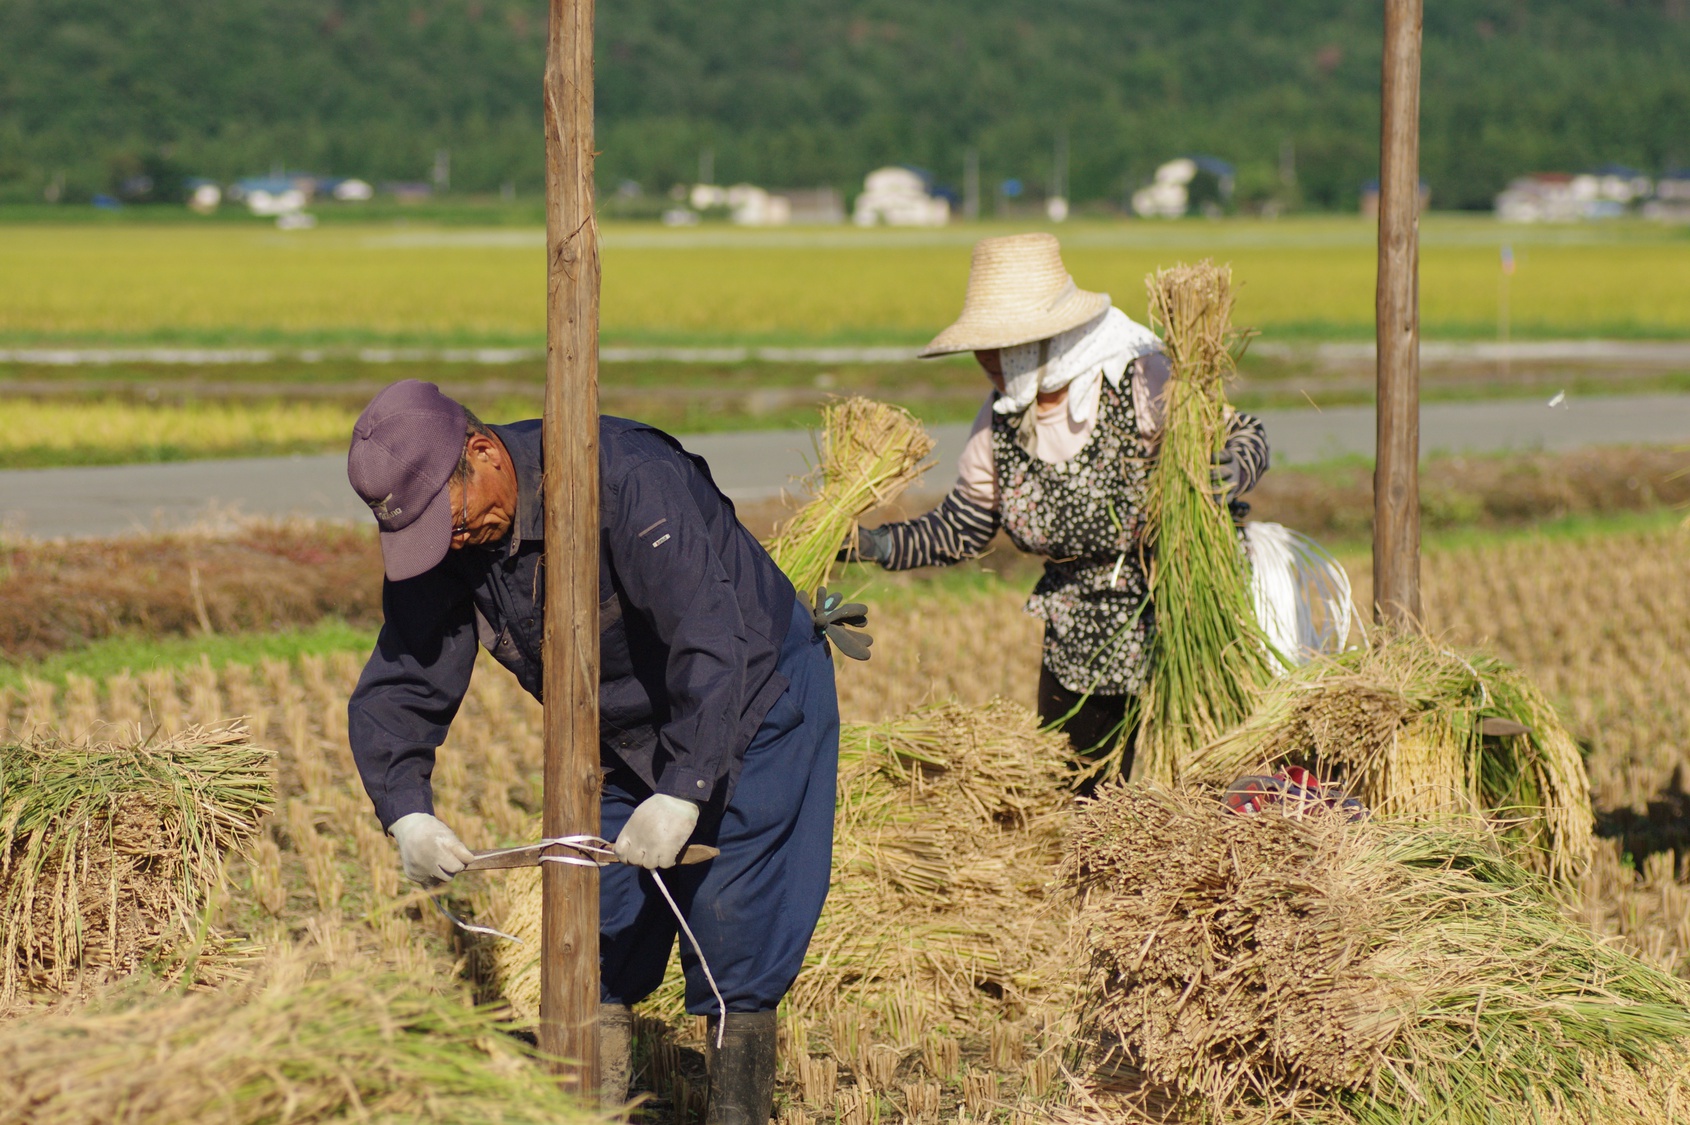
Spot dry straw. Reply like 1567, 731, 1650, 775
1137, 261, 1283, 785
765, 396, 935, 599
0, 722, 272, 1004
1188, 629, 1594, 881
489, 701, 1078, 1035
0, 937, 599, 1125
1066, 786, 1690, 1125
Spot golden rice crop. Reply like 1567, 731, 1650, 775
765, 395, 936, 599
1067, 785, 1690, 1125
0, 721, 272, 1005
0, 398, 359, 467
4, 219, 1687, 346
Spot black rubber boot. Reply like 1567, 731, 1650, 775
705, 1011, 778, 1125
600, 1002, 633, 1108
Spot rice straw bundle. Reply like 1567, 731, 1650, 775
1188, 630, 1593, 880
1138, 262, 1283, 783
1066, 786, 1690, 1125
489, 701, 1079, 1031
0, 722, 273, 1004
765, 396, 936, 598
0, 939, 597, 1124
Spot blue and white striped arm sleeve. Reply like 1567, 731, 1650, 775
877, 490, 1001, 571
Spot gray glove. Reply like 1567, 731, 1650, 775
836, 525, 892, 564
1212, 450, 1243, 505
614, 794, 701, 869
389, 812, 476, 887
813, 586, 873, 661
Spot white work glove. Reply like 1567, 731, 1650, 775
614, 794, 701, 870
389, 812, 476, 887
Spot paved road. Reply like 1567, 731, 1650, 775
3, 393, 1687, 539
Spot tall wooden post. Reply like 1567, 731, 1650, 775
1373, 0, 1423, 627
540, 0, 600, 1096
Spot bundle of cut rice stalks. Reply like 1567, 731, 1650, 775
0, 937, 598, 1124
0, 722, 272, 1006
487, 701, 1080, 1033
1138, 262, 1283, 785
764, 396, 936, 599
1187, 630, 1593, 881
1065, 785, 1690, 1125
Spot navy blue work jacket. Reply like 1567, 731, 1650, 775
348, 417, 799, 829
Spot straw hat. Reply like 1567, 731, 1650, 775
918, 233, 1110, 357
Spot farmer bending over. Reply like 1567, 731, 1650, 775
847, 234, 1268, 779
345, 380, 839, 1123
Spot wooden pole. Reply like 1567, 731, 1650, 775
1373, 0, 1423, 627
540, 0, 600, 1097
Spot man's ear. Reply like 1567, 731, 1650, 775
466, 432, 501, 466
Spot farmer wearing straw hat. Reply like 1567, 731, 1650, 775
849, 234, 1269, 777
343, 380, 848, 1122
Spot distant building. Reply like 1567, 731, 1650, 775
853, 167, 950, 227
1495, 169, 1648, 222
784, 188, 845, 225
1132, 157, 1235, 219
1644, 170, 1690, 222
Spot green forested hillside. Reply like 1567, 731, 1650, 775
3, 0, 1688, 209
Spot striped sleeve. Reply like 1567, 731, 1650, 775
1224, 411, 1270, 495
875, 489, 1001, 571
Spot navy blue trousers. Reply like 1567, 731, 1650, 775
599, 600, 839, 1014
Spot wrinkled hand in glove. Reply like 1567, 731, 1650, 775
1211, 450, 1243, 506
389, 812, 476, 887
812, 585, 873, 661
614, 794, 701, 869
835, 525, 891, 564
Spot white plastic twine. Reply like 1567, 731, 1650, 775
1244, 522, 1356, 668
432, 834, 729, 1049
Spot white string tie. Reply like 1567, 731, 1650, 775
434, 834, 728, 1048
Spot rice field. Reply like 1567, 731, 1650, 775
4, 519, 1690, 1121
0, 398, 360, 468
2, 217, 1688, 348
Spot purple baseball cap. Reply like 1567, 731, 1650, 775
347, 380, 467, 581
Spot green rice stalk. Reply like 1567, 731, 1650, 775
765, 396, 936, 598
1067, 786, 1690, 1125
1188, 629, 1594, 881
0, 940, 599, 1124
1137, 262, 1283, 785
0, 722, 273, 1004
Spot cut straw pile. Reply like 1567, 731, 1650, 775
1139, 261, 1282, 784
1188, 630, 1594, 881
0, 722, 273, 1005
1066, 785, 1690, 1125
0, 937, 598, 1125
765, 396, 935, 599
489, 701, 1079, 1032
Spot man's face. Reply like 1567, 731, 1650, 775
447, 434, 519, 549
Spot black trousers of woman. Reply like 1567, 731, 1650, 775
1036, 665, 1138, 796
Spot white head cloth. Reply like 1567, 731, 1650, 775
991, 305, 1163, 427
